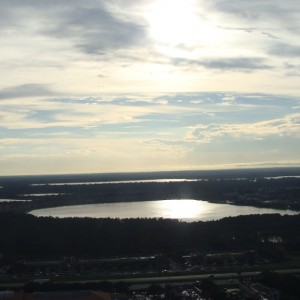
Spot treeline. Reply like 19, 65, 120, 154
0, 213, 300, 260
1, 177, 300, 212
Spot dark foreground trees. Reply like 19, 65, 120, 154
1, 212, 300, 260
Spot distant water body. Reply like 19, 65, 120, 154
29, 176, 300, 186
0, 199, 31, 202
29, 179, 200, 186
30, 199, 299, 222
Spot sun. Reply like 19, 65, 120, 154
146, 0, 198, 45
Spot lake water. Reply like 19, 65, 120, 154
29, 179, 200, 186
29, 199, 299, 222
0, 199, 31, 202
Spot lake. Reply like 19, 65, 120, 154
29, 199, 299, 222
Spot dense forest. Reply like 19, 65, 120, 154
0, 168, 300, 212
0, 212, 299, 259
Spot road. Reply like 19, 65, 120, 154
1, 268, 300, 290
107, 268, 300, 284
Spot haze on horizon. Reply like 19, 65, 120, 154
0, 0, 299, 175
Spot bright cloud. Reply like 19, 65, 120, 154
186, 114, 300, 143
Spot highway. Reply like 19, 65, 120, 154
106, 268, 300, 284
1, 268, 300, 290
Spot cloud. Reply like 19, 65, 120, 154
0, 84, 56, 100
48, 7, 146, 54
201, 58, 273, 71
0, 92, 298, 132
0, 0, 147, 55
261, 31, 280, 40
284, 63, 300, 76
209, 0, 300, 21
0, 94, 177, 130
207, 0, 300, 46
172, 57, 273, 71
198, 160, 300, 170
218, 26, 259, 33
141, 139, 191, 157
186, 114, 300, 143
269, 42, 300, 57
218, 26, 280, 40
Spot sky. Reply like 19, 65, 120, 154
0, 0, 300, 175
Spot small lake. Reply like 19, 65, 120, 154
29, 199, 299, 222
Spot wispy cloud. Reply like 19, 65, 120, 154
172, 57, 273, 71
269, 42, 300, 57
186, 114, 300, 143
0, 84, 56, 100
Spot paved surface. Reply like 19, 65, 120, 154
1, 268, 300, 290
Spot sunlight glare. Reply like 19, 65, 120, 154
147, 0, 198, 45
145, 0, 223, 56
160, 199, 203, 219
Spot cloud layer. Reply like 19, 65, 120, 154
0, 0, 300, 174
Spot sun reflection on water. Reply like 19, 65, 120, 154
159, 199, 203, 219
